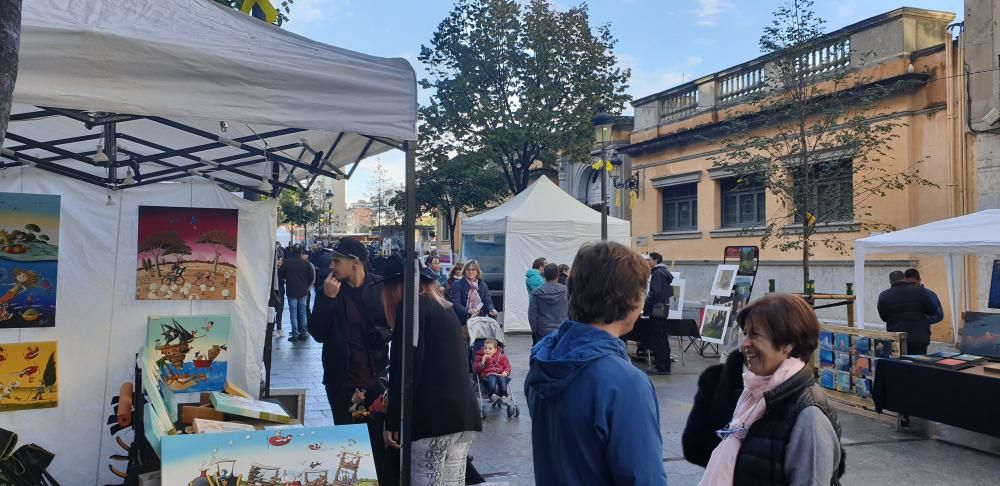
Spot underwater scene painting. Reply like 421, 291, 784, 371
161, 425, 378, 486
0, 193, 59, 328
147, 315, 230, 392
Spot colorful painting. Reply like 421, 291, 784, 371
853, 336, 871, 355
959, 312, 1000, 359
731, 275, 754, 316
710, 265, 740, 297
699, 305, 732, 344
147, 315, 230, 392
834, 333, 850, 352
835, 372, 852, 393
873, 339, 894, 359
989, 260, 1000, 309
0, 340, 57, 411
855, 378, 872, 398
819, 331, 833, 350
669, 279, 686, 320
819, 349, 834, 369
136, 206, 238, 301
853, 356, 872, 378
0, 193, 59, 328
834, 352, 851, 372
161, 425, 378, 486
724, 246, 758, 275
820, 370, 835, 390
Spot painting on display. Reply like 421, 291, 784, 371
730, 275, 754, 316
724, 246, 759, 275
136, 206, 237, 301
709, 265, 740, 297
161, 425, 379, 485
699, 305, 732, 344
147, 315, 230, 392
959, 312, 1000, 359
0, 193, 59, 328
0, 341, 57, 411
989, 260, 1000, 309
669, 279, 686, 320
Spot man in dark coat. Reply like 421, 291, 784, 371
278, 245, 314, 342
877, 269, 939, 354
309, 238, 393, 481
625, 252, 674, 374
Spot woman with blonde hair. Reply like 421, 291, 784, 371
448, 260, 496, 321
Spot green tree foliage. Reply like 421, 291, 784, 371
42, 352, 56, 391
278, 189, 321, 241
391, 152, 509, 243
419, 0, 630, 193
710, 0, 936, 287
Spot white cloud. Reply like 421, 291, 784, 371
685, 55, 704, 66
692, 0, 731, 27
290, 0, 351, 24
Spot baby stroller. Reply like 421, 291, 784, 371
467, 316, 520, 419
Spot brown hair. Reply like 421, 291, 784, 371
382, 278, 452, 328
567, 241, 649, 325
13, 269, 38, 288
484, 338, 498, 348
449, 263, 464, 279
463, 260, 481, 279
736, 293, 820, 361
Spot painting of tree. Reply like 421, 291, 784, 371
138, 230, 184, 278
196, 230, 237, 275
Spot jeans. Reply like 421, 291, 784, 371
287, 295, 309, 336
411, 431, 478, 486
482, 374, 510, 397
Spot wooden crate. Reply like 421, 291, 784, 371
815, 323, 907, 414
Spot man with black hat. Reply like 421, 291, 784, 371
309, 238, 393, 479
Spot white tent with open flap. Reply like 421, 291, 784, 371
2, 0, 418, 482
461, 177, 631, 332
853, 209, 1000, 344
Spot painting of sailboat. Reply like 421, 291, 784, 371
147, 315, 230, 392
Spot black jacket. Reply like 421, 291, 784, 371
310, 250, 333, 289
682, 351, 745, 467
308, 273, 391, 388
387, 295, 482, 441
644, 264, 674, 314
449, 278, 496, 319
279, 257, 315, 299
876, 283, 938, 344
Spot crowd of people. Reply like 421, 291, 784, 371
271, 238, 852, 484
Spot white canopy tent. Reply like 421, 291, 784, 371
854, 209, 1000, 344
462, 177, 631, 332
2, 0, 419, 482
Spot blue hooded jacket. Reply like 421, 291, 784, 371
524, 320, 667, 485
526, 268, 545, 293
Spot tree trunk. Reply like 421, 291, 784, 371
0, 0, 23, 145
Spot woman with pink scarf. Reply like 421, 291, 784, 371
690, 294, 845, 485
448, 260, 497, 322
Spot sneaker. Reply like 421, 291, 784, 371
274, 329, 283, 337
490, 394, 500, 403
501, 396, 511, 406
287, 335, 298, 342
297, 334, 310, 342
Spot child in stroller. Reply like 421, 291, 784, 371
473, 338, 512, 405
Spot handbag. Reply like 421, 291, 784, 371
651, 302, 668, 319
0, 427, 60, 486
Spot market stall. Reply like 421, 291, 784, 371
0, 0, 418, 482
853, 209, 1000, 343
461, 177, 631, 332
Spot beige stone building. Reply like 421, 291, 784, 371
620, 8, 983, 341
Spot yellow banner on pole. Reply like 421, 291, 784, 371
240, 0, 279, 24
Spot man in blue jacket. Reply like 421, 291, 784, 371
525, 241, 667, 485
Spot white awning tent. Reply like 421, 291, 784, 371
6, 0, 417, 193
854, 209, 1000, 343
1, 0, 419, 482
463, 177, 631, 332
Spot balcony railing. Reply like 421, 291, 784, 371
797, 38, 851, 78
659, 87, 699, 121
717, 65, 765, 104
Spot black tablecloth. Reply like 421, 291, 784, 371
872, 359, 1000, 438
633, 317, 700, 337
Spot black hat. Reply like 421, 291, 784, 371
371, 255, 438, 284
331, 238, 367, 262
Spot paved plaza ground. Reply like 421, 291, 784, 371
269, 307, 1000, 485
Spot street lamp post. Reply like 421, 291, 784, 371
592, 111, 614, 241
324, 189, 333, 238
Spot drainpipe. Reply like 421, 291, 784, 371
944, 25, 958, 218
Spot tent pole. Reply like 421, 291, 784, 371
853, 251, 866, 329
946, 254, 959, 344
400, 140, 417, 485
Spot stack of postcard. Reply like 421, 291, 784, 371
209, 392, 292, 424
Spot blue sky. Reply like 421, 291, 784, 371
283, 0, 964, 203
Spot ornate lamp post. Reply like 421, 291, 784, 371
324, 189, 333, 237
591, 111, 614, 241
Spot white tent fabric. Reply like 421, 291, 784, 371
8, 0, 417, 189
854, 209, 1000, 343
463, 177, 631, 332
0, 171, 275, 482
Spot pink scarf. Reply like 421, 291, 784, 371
698, 358, 806, 486
466, 279, 482, 315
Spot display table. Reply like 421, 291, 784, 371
872, 359, 1000, 438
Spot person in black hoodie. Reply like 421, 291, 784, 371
308, 238, 394, 482
877, 270, 939, 354
378, 256, 482, 485
625, 252, 674, 374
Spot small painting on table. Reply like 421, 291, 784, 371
873, 339, 894, 359
835, 372, 852, 393
819, 349, 834, 369
834, 333, 851, 352
819, 331, 834, 350
959, 312, 1000, 359
853, 356, 872, 378
853, 336, 871, 355
699, 305, 732, 344
820, 370, 835, 390
834, 352, 851, 372
855, 378, 873, 398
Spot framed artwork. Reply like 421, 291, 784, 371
855, 378, 873, 398
873, 339, 894, 359
834, 352, 851, 372
147, 315, 230, 392
852, 356, 872, 378
989, 260, 1000, 309
724, 246, 759, 275
0, 340, 57, 411
834, 333, 851, 353
819, 331, 834, 350
136, 206, 238, 301
710, 265, 740, 297
161, 425, 378, 485
669, 279, 686, 320
0, 193, 59, 328
731, 275, 754, 316
852, 336, 871, 355
820, 370, 835, 390
819, 349, 834, 369
699, 305, 732, 344
959, 312, 1000, 359
835, 372, 852, 393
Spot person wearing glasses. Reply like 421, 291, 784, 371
685, 294, 845, 486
